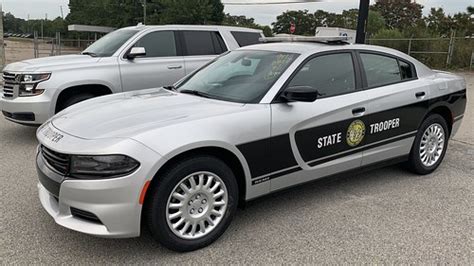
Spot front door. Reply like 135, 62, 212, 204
269, 51, 370, 191
119, 30, 185, 92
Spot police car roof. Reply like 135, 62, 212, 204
241, 42, 434, 77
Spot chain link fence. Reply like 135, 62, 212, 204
4, 32, 474, 70
367, 35, 473, 69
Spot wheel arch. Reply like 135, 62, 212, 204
145, 145, 251, 208
424, 105, 453, 136
54, 84, 113, 113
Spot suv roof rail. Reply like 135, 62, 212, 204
259, 35, 350, 44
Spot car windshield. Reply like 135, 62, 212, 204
82, 29, 139, 57
176, 50, 298, 103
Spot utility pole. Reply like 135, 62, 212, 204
41, 13, 47, 39
0, 3, 5, 70
355, 0, 370, 44
143, 0, 147, 24
60, 5, 64, 19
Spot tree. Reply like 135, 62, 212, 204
223, 14, 258, 28
3, 12, 24, 33
272, 10, 315, 35
223, 14, 273, 36
261, 26, 273, 37
158, 0, 224, 24
425, 8, 453, 36
66, 0, 143, 27
373, 0, 423, 30
467, 6, 474, 15
367, 11, 386, 36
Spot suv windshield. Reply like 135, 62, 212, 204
82, 29, 139, 57
176, 50, 298, 103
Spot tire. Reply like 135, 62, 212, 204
57, 93, 95, 113
144, 155, 239, 252
407, 114, 449, 175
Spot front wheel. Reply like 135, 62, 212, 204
56, 93, 95, 113
408, 114, 449, 175
144, 156, 238, 252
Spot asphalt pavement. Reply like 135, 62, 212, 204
1, 72, 472, 264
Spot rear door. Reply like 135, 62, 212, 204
268, 51, 370, 191
356, 51, 429, 165
119, 30, 185, 91
179, 30, 228, 75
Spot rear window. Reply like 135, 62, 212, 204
231, 31, 262, 47
182, 31, 227, 56
360, 53, 416, 88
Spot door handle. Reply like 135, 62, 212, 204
167, 65, 182, 69
415, 92, 426, 98
352, 107, 366, 116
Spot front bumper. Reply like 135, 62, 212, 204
1, 95, 52, 125
37, 153, 143, 237
36, 124, 163, 238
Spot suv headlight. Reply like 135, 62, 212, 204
69, 155, 140, 179
18, 73, 51, 97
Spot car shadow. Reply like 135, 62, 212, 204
1, 123, 38, 146
55, 163, 419, 259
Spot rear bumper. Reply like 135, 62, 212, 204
451, 115, 464, 138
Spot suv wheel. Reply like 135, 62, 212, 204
408, 114, 449, 175
57, 93, 95, 113
145, 155, 238, 252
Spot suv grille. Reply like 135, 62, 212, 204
41, 145, 70, 175
2, 72, 16, 98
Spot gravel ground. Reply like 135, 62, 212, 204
0, 72, 472, 264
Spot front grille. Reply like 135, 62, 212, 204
41, 145, 70, 175
2, 72, 16, 98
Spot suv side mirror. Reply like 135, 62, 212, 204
281, 85, 319, 102
127, 47, 146, 59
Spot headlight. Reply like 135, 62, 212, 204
69, 155, 140, 179
21, 73, 51, 83
18, 73, 51, 97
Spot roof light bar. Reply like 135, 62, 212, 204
259, 35, 350, 44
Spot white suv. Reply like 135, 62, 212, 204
1, 24, 263, 125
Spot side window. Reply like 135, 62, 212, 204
360, 53, 401, 87
287, 53, 356, 98
134, 31, 177, 57
399, 60, 414, 80
182, 31, 226, 56
211, 32, 228, 54
231, 31, 262, 47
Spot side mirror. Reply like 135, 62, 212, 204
127, 47, 146, 59
281, 85, 319, 102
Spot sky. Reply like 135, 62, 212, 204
2, 0, 472, 26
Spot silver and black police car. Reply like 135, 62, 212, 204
36, 36, 466, 251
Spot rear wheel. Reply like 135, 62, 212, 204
145, 155, 238, 252
408, 114, 449, 175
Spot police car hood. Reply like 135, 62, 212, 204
51, 88, 245, 139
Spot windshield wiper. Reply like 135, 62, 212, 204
81, 51, 98, 57
163, 85, 177, 91
179, 89, 214, 99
